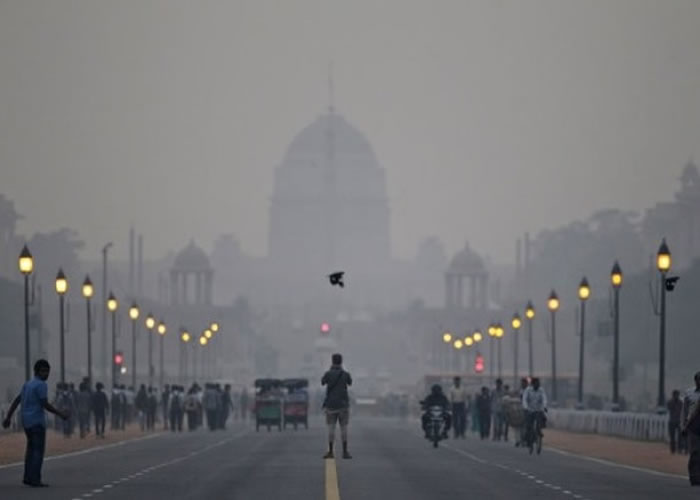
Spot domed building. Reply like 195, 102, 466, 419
268, 110, 391, 275
170, 240, 214, 306
444, 241, 489, 310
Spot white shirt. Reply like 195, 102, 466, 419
450, 386, 468, 404
522, 386, 548, 412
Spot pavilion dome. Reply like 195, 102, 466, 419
173, 240, 211, 272
448, 241, 485, 274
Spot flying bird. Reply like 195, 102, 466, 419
328, 271, 345, 288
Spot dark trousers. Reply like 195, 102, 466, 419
23, 426, 46, 485
689, 433, 700, 485
187, 411, 198, 431
669, 422, 681, 453
206, 410, 218, 431
94, 411, 106, 437
452, 403, 466, 437
479, 411, 491, 439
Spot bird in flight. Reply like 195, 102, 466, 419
328, 271, 345, 288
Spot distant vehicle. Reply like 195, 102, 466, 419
425, 405, 448, 448
282, 378, 309, 430
254, 379, 283, 432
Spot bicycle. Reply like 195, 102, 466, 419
526, 411, 544, 455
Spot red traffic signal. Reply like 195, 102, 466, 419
114, 352, 124, 365
474, 354, 484, 374
320, 322, 331, 335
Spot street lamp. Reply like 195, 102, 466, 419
525, 301, 536, 377
512, 312, 522, 387
180, 330, 191, 384
157, 321, 166, 389
611, 261, 623, 407
656, 239, 671, 409
18, 245, 33, 381
488, 324, 497, 381
465, 336, 474, 347
577, 277, 591, 408
210, 322, 219, 333
495, 323, 505, 379
473, 330, 483, 343
548, 290, 560, 403
145, 313, 156, 388
107, 292, 118, 388
442, 332, 452, 343
55, 269, 68, 384
82, 276, 94, 385
129, 302, 140, 389
204, 329, 213, 339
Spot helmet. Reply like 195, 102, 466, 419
431, 384, 442, 395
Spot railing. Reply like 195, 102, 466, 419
548, 409, 668, 442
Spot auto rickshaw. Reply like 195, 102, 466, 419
282, 378, 309, 430
254, 379, 283, 432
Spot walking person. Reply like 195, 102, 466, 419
110, 386, 121, 430
92, 383, 109, 439
184, 387, 200, 431
682, 372, 700, 486
77, 382, 92, 439
476, 386, 491, 440
321, 353, 353, 459
146, 387, 158, 431
2, 360, 70, 487
220, 384, 234, 429
450, 376, 468, 438
491, 379, 505, 441
668, 389, 683, 454
161, 384, 170, 430
135, 385, 148, 431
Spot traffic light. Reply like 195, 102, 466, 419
474, 354, 484, 374
320, 322, 331, 335
114, 351, 124, 366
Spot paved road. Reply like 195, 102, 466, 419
0, 418, 696, 499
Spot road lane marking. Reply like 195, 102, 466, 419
325, 458, 341, 500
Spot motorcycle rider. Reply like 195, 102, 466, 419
420, 384, 452, 439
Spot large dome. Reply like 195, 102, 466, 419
173, 240, 211, 272
283, 112, 380, 170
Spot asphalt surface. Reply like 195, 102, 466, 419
0, 417, 696, 499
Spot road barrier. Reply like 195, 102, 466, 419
548, 409, 669, 442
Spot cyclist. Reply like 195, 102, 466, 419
522, 377, 548, 448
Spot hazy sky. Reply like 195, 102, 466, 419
1, 0, 699, 264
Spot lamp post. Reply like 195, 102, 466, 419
511, 313, 522, 387
129, 303, 140, 389
488, 324, 497, 381
180, 330, 191, 384
107, 293, 118, 388
145, 313, 156, 388
55, 269, 68, 384
547, 290, 560, 403
101, 242, 113, 382
18, 245, 33, 381
198, 335, 209, 380
525, 301, 535, 377
495, 323, 505, 379
656, 239, 672, 409
158, 321, 166, 389
611, 261, 623, 407
442, 332, 453, 373
82, 276, 94, 385
577, 278, 591, 408
453, 338, 464, 374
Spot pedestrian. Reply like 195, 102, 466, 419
184, 387, 200, 431
491, 379, 505, 441
135, 384, 148, 431
169, 385, 184, 432
668, 389, 683, 454
146, 387, 158, 431
502, 384, 511, 442
450, 376, 468, 438
2, 359, 70, 487
56, 383, 74, 438
203, 383, 219, 431
476, 386, 491, 440
161, 384, 170, 430
77, 382, 92, 438
92, 382, 109, 439
221, 384, 233, 429
321, 353, 353, 459
682, 372, 700, 486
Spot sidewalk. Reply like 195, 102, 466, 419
0, 424, 159, 466
545, 428, 687, 476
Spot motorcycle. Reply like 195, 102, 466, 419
425, 405, 449, 448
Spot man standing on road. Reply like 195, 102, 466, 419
491, 379, 505, 441
682, 372, 700, 485
2, 359, 70, 487
321, 353, 353, 459
92, 382, 109, 439
668, 389, 683, 454
450, 376, 468, 439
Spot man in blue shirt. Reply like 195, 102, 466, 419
2, 359, 69, 487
